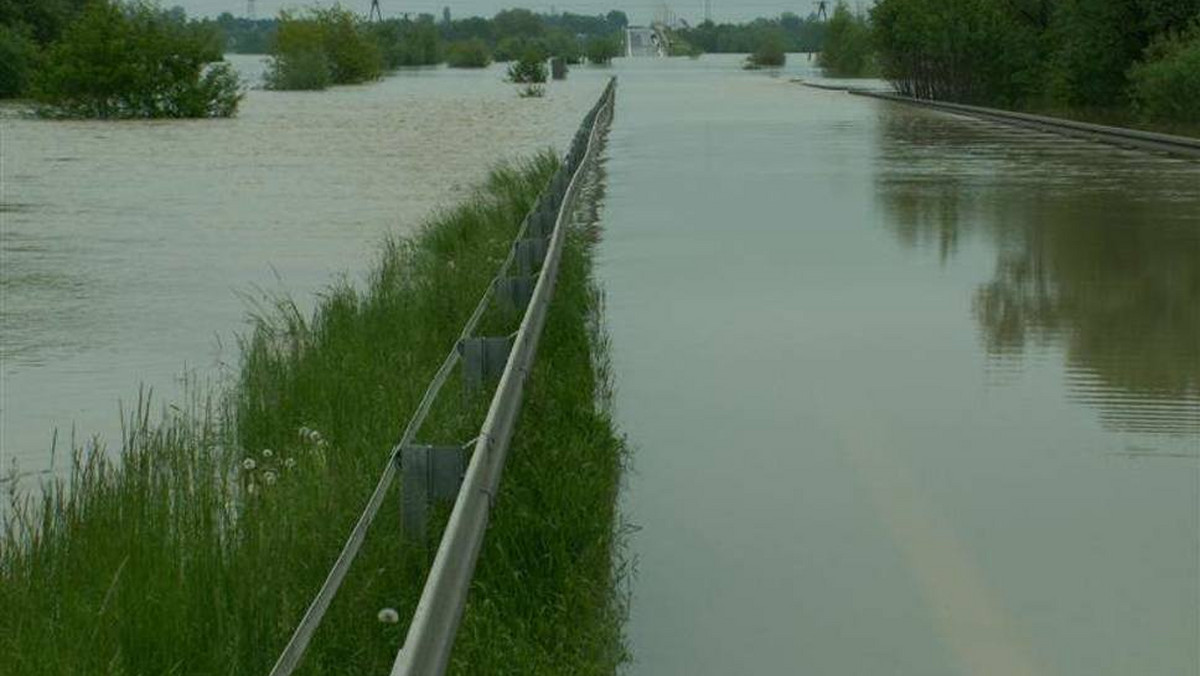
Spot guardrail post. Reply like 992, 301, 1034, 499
458, 336, 514, 391
494, 275, 535, 315
401, 444, 467, 543
514, 238, 548, 276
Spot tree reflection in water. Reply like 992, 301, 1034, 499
875, 108, 1200, 436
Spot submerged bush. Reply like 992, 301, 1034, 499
32, 0, 242, 118
507, 50, 547, 84
446, 38, 491, 68
1128, 24, 1200, 126
745, 31, 786, 69
585, 34, 621, 64
266, 7, 381, 90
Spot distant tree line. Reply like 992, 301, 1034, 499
0, 0, 240, 117
673, 13, 826, 54
817, 0, 1200, 128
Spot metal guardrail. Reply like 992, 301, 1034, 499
266, 77, 617, 676
800, 81, 1200, 159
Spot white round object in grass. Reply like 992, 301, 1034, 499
262, 448, 274, 458
377, 608, 400, 624
242, 458, 257, 471
284, 457, 297, 469
263, 470, 278, 485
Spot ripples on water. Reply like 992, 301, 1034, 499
0, 55, 608, 476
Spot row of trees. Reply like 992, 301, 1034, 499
263, 8, 625, 90
673, 13, 826, 54
820, 0, 1200, 126
1, 0, 240, 117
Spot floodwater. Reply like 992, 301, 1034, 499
0, 55, 607, 481
600, 56, 1199, 675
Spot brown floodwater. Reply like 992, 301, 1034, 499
0, 56, 608, 483
599, 55, 1199, 676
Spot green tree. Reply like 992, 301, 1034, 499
33, 0, 241, 118
1128, 22, 1200, 125
818, 2, 874, 77
585, 34, 621, 64
266, 7, 382, 90
0, 24, 39, 97
445, 38, 490, 67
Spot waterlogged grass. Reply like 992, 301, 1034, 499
1, 151, 626, 674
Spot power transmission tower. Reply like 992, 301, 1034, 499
703, 0, 711, 23
246, 0, 256, 19
814, 0, 828, 20
368, 0, 383, 22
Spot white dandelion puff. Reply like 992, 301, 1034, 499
242, 458, 257, 471
377, 608, 399, 624
308, 429, 322, 444
284, 458, 297, 469
262, 448, 274, 459
299, 426, 311, 439
263, 470, 278, 485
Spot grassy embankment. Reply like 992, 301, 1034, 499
1, 151, 626, 674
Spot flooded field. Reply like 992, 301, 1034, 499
2, 49, 1197, 675
0, 55, 607, 479
599, 55, 1199, 676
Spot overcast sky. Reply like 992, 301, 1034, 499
172, 0, 826, 26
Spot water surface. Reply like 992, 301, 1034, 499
600, 54, 1199, 676
0, 55, 607, 479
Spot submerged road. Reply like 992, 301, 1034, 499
599, 56, 1200, 675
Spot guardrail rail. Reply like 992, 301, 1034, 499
267, 77, 618, 676
800, 81, 1200, 159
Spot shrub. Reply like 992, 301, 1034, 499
745, 31, 786, 68
32, 0, 242, 118
266, 7, 381, 90
0, 24, 39, 98
506, 50, 547, 84
818, 1, 874, 77
1128, 23, 1200, 126
446, 38, 491, 68
372, 17, 440, 68
585, 34, 621, 64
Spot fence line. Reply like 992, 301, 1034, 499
267, 77, 617, 676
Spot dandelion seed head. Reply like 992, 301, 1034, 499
377, 608, 399, 624
262, 448, 274, 459
263, 470, 278, 485
284, 458, 297, 469
299, 426, 311, 439
242, 458, 257, 471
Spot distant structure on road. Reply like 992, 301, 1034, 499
626, 25, 670, 57
369, 0, 383, 21
814, 1, 829, 20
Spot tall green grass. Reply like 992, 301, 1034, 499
1, 150, 626, 674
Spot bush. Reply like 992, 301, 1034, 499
745, 31, 786, 68
1128, 24, 1200, 126
818, 1, 874, 77
372, 17, 440, 68
0, 24, 39, 98
32, 0, 242, 118
871, 0, 1039, 105
585, 34, 621, 64
506, 50, 547, 83
266, 7, 381, 90
446, 38, 491, 68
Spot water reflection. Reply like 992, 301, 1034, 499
876, 108, 1200, 437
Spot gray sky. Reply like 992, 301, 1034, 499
173, 0, 818, 25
